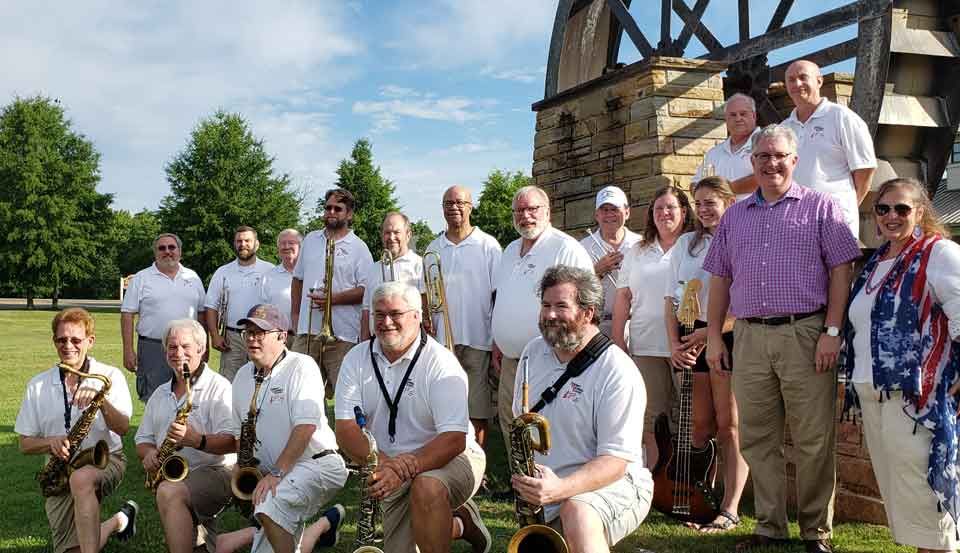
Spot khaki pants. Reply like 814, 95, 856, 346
220, 329, 249, 382
45, 453, 126, 553
292, 335, 355, 398
455, 345, 493, 420
732, 314, 835, 540
631, 356, 676, 433
382, 444, 486, 553
497, 356, 520, 457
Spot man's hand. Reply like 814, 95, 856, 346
122, 349, 137, 372
369, 465, 404, 500
142, 448, 161, 472
308, 289, 328, 308
815, 334, 841, 373
48, 435, 70, 460
211, 334, 229, 353
73, 385, 101, 410
166, 420, 199, 447
511, 464, 566, 506
594, 251, 624, 277
253, 473, 281, 505
382, 453, 420, 482
706, 333, 731, 376
669, 340, 698, 371
492, 342, 503, 374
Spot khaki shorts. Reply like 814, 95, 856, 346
45, 453, 126, 553
291, 335, 354, 397
548, 470, 653, 546
632, 356, 676, 433
251, 454, 348, 551
455, 345, 493, 420
382, 443, 486, 553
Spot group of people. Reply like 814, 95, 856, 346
13, 58, 960, 553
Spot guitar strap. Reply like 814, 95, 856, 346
531, 333, 612, 414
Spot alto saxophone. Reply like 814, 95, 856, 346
352, 406, 384, 553
146, 364, 193, 491
37, 363, 112, 497
231, 369, 264, 509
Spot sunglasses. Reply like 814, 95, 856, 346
157, 244, 178, 252
874, 203, 913, 217
324, 204, 345, 213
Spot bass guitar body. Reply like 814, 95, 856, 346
651, 413, 720, 525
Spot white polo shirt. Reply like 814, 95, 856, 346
120, 263, 206, 339
579, 229, 643, 323
617, 240, 674, 356
204, 258, 275, 329
426, 228, 502, 350
231, 351, 339, 470
664, 232, 713, 323
261, 264, 295, 329
16, 358, 133, 455
512, 336, 650, 522
335, 333, 477, 459
783, 98, 876, 237
693, 127, 760, 201
293, 230, 373, 342
492, 227, 594, 359
136, 364, 236, 470
362, 249, 425, 311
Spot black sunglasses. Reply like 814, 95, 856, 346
874, 203, 913, 217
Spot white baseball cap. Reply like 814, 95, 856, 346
595, 186, 628, 209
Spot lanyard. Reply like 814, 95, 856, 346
369, 333, 427, 443
252, 350, 286, 424
58, 359, 89, 433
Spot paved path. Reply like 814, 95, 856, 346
0, 298, 121, 310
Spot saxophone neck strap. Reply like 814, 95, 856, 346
531, 332, 612, 414
58, 358, 91, 433
370, 332, 428, 443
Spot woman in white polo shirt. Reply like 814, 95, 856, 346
612, 185, 692, 470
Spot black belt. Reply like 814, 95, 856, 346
138, 336, 162, 343
312, 449, 339, 460
744, 309, 824, 326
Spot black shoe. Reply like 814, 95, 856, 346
116, 500, 139, 542
315, 504, 345, 548
804, 538, 834, 553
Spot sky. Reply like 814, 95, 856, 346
1, 0, 856, 231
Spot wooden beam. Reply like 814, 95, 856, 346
660, 0, 673, 50
673, 0, 723, 53
739, 0, 750, 41
673, 0, 711, 54
769, 39, 858, 82
850, 0, 893, 137
606, 0, 655, 58
766, 0, 794, 32
703, 2, 859, 63
544, 0, 577, 99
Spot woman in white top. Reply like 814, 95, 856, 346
612, 185, 693, 469
842, 177, 960, 553
663, 177, 748, 533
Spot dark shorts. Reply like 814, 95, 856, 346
692, 319, 733, 373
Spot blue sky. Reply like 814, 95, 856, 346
1, 0, 855, 231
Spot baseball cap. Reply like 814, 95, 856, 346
595, 186, 628, 209
238, 304, 289, 332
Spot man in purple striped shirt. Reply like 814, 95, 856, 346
703, 125, 860, 553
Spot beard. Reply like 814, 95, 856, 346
539, 318, 586, 352
514, 219, 547, 240
236, 248, 256, 261
326, 217, 348, 231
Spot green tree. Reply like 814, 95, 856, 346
0, 96, 113, 308
113, 209, 162, 277
411, 219, 436, 254
159, 111, 302, 282
472, 169, 529, 247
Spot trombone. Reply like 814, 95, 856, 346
307, 236, 336, 355
423, 251, 454, 351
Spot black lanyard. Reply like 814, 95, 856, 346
252, 350, 286, 424
59, 358, 90, 433
369, 333, 427, 443
531, 333, 612, 413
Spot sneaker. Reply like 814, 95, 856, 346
454, 499, 491, 553
315, 503, 345, 548
116, 500, 139, 542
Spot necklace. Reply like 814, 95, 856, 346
864, 240, 913, 295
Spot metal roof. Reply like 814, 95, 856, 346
934, 178, 960, 225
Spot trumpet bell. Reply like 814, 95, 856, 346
507, 523, 568, 553
231, 466, 262, 501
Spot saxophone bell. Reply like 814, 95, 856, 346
146, 363, 193, 491
230, 466, 262, 502
70, 440, 111, 472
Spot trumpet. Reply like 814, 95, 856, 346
423, 251, 454, 351
380, 249, 396, 282
307, 235, 336, 355
217, 277, 230, 340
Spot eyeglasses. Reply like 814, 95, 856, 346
324, 204, 345, 213
373, 309, 415, 323
752, 152, 794, 163
54, 337, 86, 347
156, 244, 178, 252
513, 205, 544, 215
443, 200, 471, 209
874, 203, 913, 217
241, 329, 283, 341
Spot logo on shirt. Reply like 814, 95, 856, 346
561, 382, 583, 402
811, 125, 825, 139
522, 263, 537, 276
269, 386, 285, 404
402, 381, 416, 399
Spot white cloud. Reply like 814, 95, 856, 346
480, 66, 545, 84
352, 86, 496, 133
434, 140, 511, 155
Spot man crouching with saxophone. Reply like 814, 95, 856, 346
135, 319, 236, 552
335, 281, 491, 553
15, 307, 137, 553
510, 266, 653, 553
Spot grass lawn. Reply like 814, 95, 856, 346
0, 309, 911, 552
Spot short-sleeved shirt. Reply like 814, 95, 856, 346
492, 227, 594, 358
693, 127, 760, 202
362, 249, 425, 311
702, 183, 861, 318
664, 232, 713, 323
204, 258, 275, 329
783, 98, 877, 237
16, 358, 133, 454
426, 228, 502, 350
579, 229, 643, 322
260, 264, 295, 329
136, 364, 236, 470
293, 230, 373, 341
231, 351, 338, 470
512, 336, 648, 521
617, 239, 674, 356
335, 332, 476, 458
120, 263, 206, 339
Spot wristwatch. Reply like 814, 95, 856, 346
269, 468, 285, 480
823, 326, 840, 337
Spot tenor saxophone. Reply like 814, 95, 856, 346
231, 370, 264, 507
145, 364, 193, 491
36, 363, 112, 497
352, 406, 384, 553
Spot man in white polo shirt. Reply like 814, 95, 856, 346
335, 281, 490, 553
426, 185, 502, 448
121, 233, 206, 400
579, 186, 642, 338
360, 212, 426, 341
260, 229, 302, 345
136, 319, 236, 553
782, 60, 876, 238
492, 185, 593, 455
205, 226, 275, 382
696, 93, 760, 202
511, 266, 652, 552
291, 188, 373, 398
